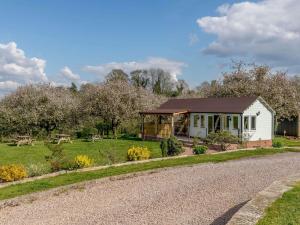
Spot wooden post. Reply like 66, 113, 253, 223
297, 113, 300, 138
171, 114, 175, 136
155, 115, 158, 136
141, 114, 145, 139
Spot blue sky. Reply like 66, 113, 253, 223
0, 0, 299, 95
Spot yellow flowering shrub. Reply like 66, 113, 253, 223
127, 146, 151, 161
74, 155, 93, 168
0, 164, 28, 182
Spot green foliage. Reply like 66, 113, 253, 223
69, 82, 78, 93
272, 140, 284, 148
0, 148, 294, 201
257, 182, 300, 225
26, 163, 50, 177
98, 148, 118, 165
0, 139, 161, 170
160, 139, 168, 157
81, 127, 98, 139
193, 145, 208, 155
95, 121, 112, 136
162, 136, 183, 156
192, 136, 200, 148
205, 131, 239, 151
44, 142, 70, 172
273, 136, 300, 147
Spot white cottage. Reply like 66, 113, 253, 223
141, 96, 275, 148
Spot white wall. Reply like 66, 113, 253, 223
189, 113, 207, 138
242, 99, 273, 141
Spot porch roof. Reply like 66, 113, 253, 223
140, 108, 188, 115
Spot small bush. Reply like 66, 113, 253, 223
0, 164, 28, 182
192, 136, 200, 148
160, 139, 168, 157
166, 136, 183, 156
74, 155, 94, 168
99, 148, 118, 165
127, 146, 151, 161
45, 142, 69, 172
193, 145, 208, 155
81, 127, 98, 139
272, 140, 284, 148
205, 131, 239, 151
26, 163, 50, 177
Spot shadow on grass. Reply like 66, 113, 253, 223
210, 200, 249, 225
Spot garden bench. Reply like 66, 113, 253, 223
87, 134, 103, 142
52, 134, 73, 145
13, 136, 34, 147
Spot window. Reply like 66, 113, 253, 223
244, 116, 249, 130
193, 115, 199, 127
224, 115, 230, 130
200, 115, 205, 128
251, 116, 256, 130
208, 116, 214, 133
233, 116, 239, 129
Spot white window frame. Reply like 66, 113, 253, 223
244, 116, 249, 130
193, 114, 199, 128
233, 115, 239, 130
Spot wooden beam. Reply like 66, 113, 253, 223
171, 114, 175, 136
141, 114, 145, 139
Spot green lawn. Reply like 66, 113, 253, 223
257, 182, 300, 225
0, 148, 299, 201
0, 138, 161, 169
274, 136, 300, 147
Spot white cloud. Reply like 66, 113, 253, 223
197, 0, 300, 69
0, 42, 48, 95
189, 33, 199, 46
60, 66, 80, 81
84, 57, 186, 80
0, 81, 20, 90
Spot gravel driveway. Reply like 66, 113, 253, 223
1, 152, 300, 225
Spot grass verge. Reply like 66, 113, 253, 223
0, 148, 299, 201
274, 136, 300, 147
257, 182, 300, 225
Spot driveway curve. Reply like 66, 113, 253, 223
1, 152, 300, 225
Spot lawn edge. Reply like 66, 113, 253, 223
227, 173, 300, 225
0, 147, 276, 189
0, 148, 298, 204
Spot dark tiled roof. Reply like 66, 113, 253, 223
141, 108, 188, 114
142, 96, 258, 114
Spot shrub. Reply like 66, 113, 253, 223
205, 131, 239, 151
160, 139, 168, 157
26, 163, 50, 177
81, 127, 98, 139
74, 155, 94, 168
272, 140, 284, 148
0, 164, 28, 182
127, 146, 151, 161
99, 148, 118, 165
193, 145, 208, 155
166, 136, 183, 156
192, 136, 200, 148
45, 142, 69, 171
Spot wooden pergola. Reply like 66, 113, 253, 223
140, 109, 189, 140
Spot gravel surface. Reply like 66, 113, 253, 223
1, 152, 300, 225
